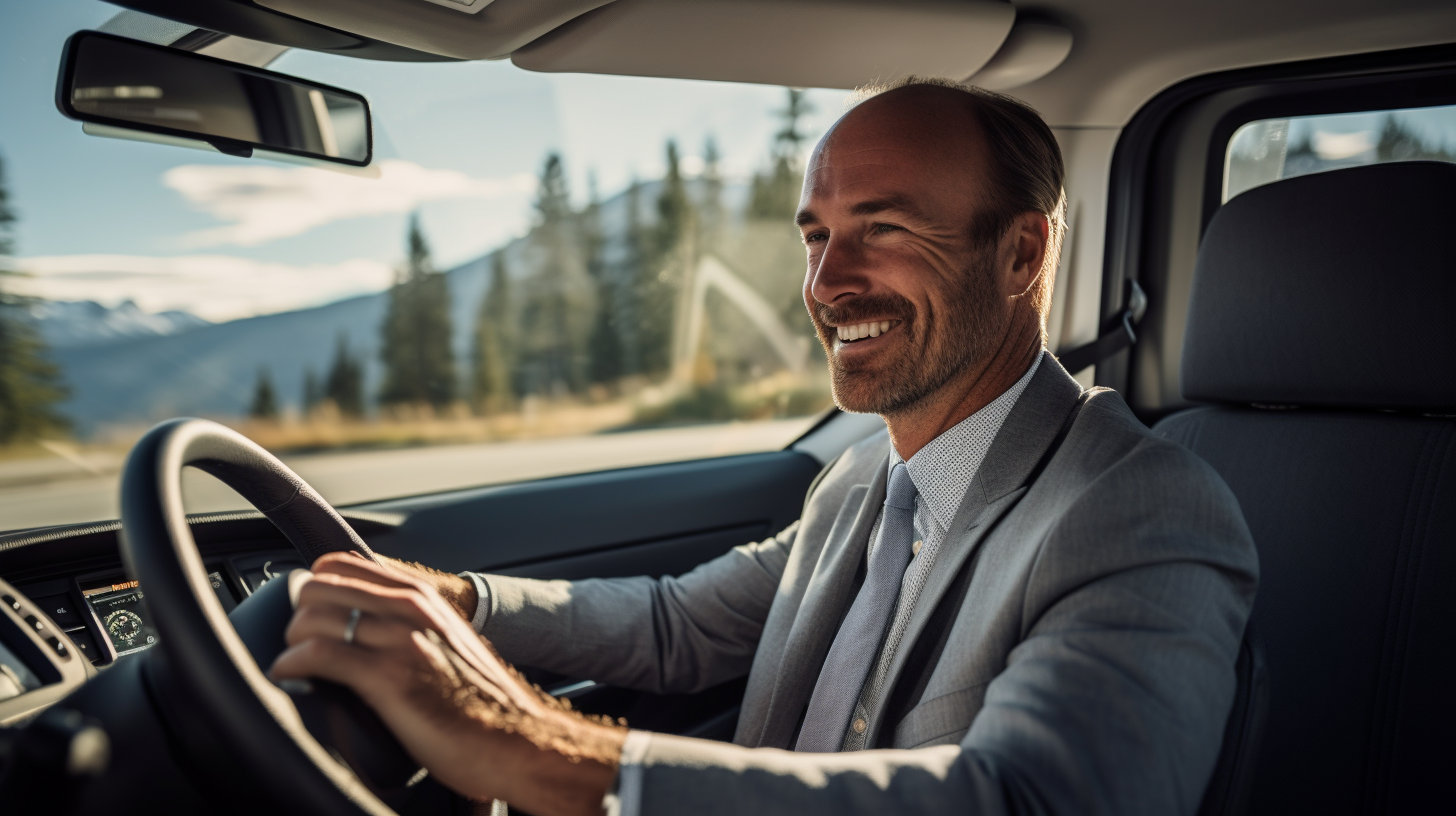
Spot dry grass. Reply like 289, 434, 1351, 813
0, 373, 832, 465
237, 398, 637, 453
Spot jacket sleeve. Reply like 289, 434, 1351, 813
477, 521, 796, 694
615, 441, 1259, 816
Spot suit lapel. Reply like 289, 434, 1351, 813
755, 452, 890, 749
872, 353, 1084, 732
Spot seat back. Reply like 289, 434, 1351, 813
1196, 624, 1269, 816
1155, 162, 1456, 815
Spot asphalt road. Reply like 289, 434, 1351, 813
0, 418, 814, 532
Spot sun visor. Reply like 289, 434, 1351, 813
510, 0, 1016, 90
965, 21, 1073, 90
254, 0, 617, 60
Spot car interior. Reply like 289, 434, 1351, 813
0, 1, 1453, 814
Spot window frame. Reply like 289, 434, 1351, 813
1096, 42, 1456, 419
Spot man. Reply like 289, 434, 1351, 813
270, 78, 1258, 816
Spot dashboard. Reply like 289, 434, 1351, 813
20, 549, 305, 667
0, 511, 395, 673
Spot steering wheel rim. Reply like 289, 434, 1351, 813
119, 418, 396, 816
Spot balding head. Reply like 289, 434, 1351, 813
807, 79, 1067, 306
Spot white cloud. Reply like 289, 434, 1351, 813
163, 159, 537, 248
5, 254, 395, 322
1312, 130, 1375, 161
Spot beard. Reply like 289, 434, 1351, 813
810, 249, 1008, 416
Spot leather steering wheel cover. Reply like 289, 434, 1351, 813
120, 418, 393, 816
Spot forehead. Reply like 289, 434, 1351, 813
803, 89, 989, 209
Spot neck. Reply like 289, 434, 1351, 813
882, 312, 1042, 460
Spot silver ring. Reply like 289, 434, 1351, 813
343, 607, 362, 645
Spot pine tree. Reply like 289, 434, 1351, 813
617, 176, 648, 376
301, 368, 322, 417
248, 367, 279, 420
635, 140, 693, 377
749, 89, 814, 221
325, 333, 365, 418
699, 135, 725, 252
379, 215, 456, 412
0, 152, 69, 445
471, 253, 516, 414
518, 153, 594, 397
583, 173, 625, 388
1376, 115, 1456, 162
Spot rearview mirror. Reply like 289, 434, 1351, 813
57, 31, 371, 166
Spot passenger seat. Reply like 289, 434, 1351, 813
1155, 161, 1456, 815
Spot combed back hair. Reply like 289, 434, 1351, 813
851, 76, 1068, 334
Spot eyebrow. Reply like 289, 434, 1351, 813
795, 195, 928, 227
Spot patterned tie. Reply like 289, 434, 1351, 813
795, 462, 918, 752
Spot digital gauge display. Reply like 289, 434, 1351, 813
83, 580, 160, 657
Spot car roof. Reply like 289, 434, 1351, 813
228, 0, 1456, 126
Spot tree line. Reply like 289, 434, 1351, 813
253, 89, 817, 422
0, 152, 68, 445
0, 89, 817, 438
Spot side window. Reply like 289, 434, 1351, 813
1224, 103, 1456, 201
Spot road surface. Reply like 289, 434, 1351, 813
0, 418, 816, 532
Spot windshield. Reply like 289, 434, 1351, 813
1, 3, 850, 531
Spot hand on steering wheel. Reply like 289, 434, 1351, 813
270, 553, 626, 816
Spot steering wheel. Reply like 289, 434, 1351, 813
119, 418, 417, 815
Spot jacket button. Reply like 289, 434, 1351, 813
852, 718, 867, 734
912, 540, 923, 556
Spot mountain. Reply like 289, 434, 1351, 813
29, 300, 210, 349
50, 255, 491, 434
48, 178, 803, 435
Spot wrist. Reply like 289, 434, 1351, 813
503, 718, 626, 816
378, 555, 478, 621
440, 572, 479, 622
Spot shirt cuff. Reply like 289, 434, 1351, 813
601, 730, 651, 816
459, 571, 491, 633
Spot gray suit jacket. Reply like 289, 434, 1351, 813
481, 354, 1259, 816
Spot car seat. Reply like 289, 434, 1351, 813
1158, 161, 1456, 815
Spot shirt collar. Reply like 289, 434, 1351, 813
890, 352, 1043, 533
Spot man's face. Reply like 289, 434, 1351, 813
797, 89, 1013, 416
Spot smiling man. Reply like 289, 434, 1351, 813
271, 79, 1259, 816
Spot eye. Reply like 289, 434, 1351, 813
803, 230, 828, 244
872, 223, 903, 235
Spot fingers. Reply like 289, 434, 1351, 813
293, 573, 446, 632
312, 551, 425, 591
269, 631, 439, 713
314, 552, 479, 625
284, 602, 418, 651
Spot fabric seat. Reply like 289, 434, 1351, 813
1154, 162, 1456, 815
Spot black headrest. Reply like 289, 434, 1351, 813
1182, 161, 1456, 411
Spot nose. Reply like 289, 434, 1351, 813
808, 235, 872, 307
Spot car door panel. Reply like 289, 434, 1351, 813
360, 450, 823, 741
364, 451, 821, 576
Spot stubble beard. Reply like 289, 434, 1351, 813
811, 250, 1007, 416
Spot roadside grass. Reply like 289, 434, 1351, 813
0, 373, 833, 466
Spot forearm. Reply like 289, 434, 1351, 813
481, 530, 792, 693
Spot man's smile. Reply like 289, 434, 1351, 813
834, 319, 904, 346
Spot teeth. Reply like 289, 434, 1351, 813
836, 320, 897, 343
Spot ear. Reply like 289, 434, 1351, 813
1003, 212, 1050, 300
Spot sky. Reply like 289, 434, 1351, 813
0, 2, 851, 322
1230, 105, 1456, 161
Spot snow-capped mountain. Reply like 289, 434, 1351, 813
28, 300, 211, 349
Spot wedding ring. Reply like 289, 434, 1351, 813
343, 607, 362, 645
